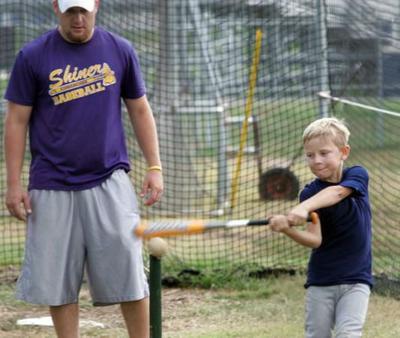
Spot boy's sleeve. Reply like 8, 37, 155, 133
299, 182, 317, 202
340, 166, 369, 197
4, 50, 36, 106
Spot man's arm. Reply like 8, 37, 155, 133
289, 185, 352, 225
124, 95, 163, 206
4, 101, 32, 220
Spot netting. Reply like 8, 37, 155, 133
0, 0, 399, 295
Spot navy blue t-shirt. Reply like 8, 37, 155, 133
301, 166, 373, 288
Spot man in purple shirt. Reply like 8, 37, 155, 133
4, 1, 163, 337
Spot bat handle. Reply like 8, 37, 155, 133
258, 212, 319, 227
309, 212, 319, 224
286, 212, 319, 227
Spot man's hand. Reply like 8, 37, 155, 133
140, 171, 164, 206
6, 185, 32, 221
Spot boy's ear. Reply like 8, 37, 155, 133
341, 145, 351, 160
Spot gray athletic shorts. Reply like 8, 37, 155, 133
16, 170, 149, 306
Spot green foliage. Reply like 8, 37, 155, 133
0, 244, 24, 266
159, 257, 304, 292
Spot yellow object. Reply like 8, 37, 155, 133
147, 165, 162, 172
230, 29, 263, 209
134, 219, 206, 239
134, 222, 148, 237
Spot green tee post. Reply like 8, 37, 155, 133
150, 254, 162, 338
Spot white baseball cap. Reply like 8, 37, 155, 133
58, 0, 95, 13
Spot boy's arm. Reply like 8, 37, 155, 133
281, 219, 322, 248
288, 185, 352, 225
269, 215, 322, 249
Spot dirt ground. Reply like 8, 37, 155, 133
2, 278, 400, 338
0, 286, 214, 338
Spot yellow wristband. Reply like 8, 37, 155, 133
147, 165, 162, 172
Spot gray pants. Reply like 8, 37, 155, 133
305, 284, 370, 338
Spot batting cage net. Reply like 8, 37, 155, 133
0, 0, 399, 295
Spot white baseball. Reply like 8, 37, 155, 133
148, 237, 169, 258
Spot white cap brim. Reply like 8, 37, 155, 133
58, 0, 95, 13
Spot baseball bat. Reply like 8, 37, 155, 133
135, 212, 319, 239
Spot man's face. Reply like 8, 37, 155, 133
55, 5, 97, 43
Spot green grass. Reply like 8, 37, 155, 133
1, 275, 399, 338
157, 259, 302, 290
161, 275, 400, 338
0, 217, 26, 267
0, 244, 24, 265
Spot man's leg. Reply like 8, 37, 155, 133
120, 297, 150, 338
50, 303, 79, 338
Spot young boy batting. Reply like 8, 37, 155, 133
269, 117, 372, 338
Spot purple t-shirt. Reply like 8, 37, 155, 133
5, 27, 146, 190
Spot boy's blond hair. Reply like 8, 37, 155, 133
303, 117, 350, 148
